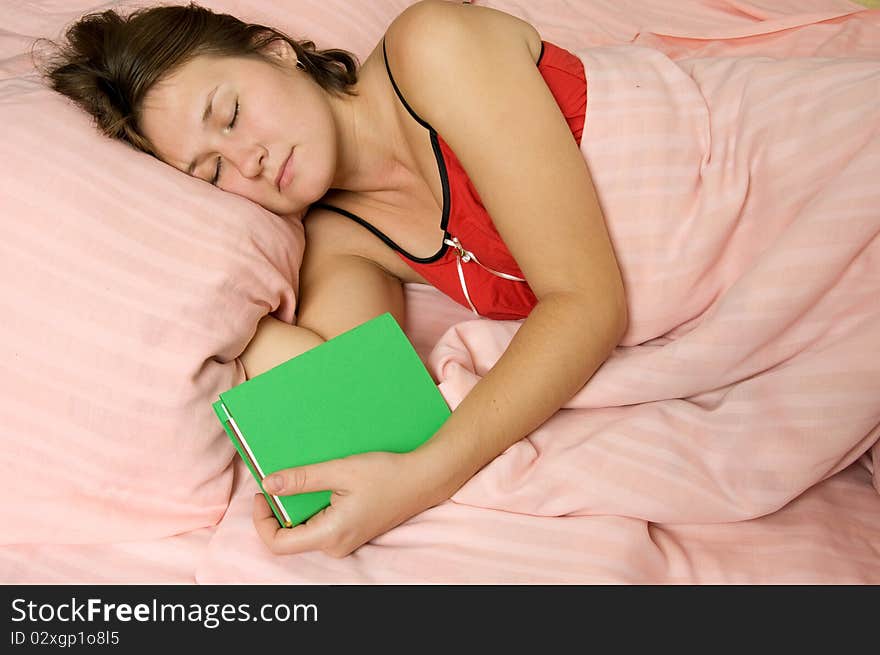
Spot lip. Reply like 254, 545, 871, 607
276, 148, 295, 191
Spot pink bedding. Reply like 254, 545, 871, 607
2, 0, 879, 584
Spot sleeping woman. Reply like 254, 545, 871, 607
44, 0, 627, 557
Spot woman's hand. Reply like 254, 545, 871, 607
252, 450, 448, 558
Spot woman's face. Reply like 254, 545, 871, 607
139, 43, 337, 215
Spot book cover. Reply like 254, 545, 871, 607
212, 312, 451, 528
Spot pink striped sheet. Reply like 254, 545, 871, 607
196, 458, 880, 584
1, 0, 414, 67
485, 0, 880, 59
0, 528, 216, 584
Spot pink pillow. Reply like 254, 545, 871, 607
0, 73, 305, 544
0, 0, 416, 545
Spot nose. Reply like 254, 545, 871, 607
223, 139, 267, 179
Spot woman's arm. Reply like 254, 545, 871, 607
252, 1, 627, 557
239, 316, 325, 379
382, 1, 628, 494
239, 207, 408, 379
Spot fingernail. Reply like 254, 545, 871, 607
264, 475, 281, 493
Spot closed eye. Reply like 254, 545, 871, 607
228, 99, 239, 130
210, 157, 222, 186
210, 99, 239, 186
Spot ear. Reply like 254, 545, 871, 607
260, 38, 295, 64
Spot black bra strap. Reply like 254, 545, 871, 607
382, 37, 435, 132
310, 202, 408, 257
311, 202, 448, 263
382, 37, 547, 126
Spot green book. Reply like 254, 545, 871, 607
211, 312, 451, 528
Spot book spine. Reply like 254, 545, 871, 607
219, 402, 293, 528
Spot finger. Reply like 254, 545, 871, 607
262, 459, 349, 496
252, 492, 278, 524
252, 494, 284, 544
252, 494, 337, 555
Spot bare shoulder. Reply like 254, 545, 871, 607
388, 0, 541, 56
388, 0, 540, 47
384, 1, 542, 117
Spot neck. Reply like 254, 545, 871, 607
323, 69, 418, 197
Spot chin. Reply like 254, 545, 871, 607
271, 201, 303, 217
275, 191, 316, 218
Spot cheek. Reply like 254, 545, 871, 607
224, 175, 302, 214
220, 174, 269, 206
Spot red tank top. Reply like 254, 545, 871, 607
314, 39, 587, 320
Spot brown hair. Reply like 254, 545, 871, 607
37, 2, 360, 156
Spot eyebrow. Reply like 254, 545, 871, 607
186, 85, 219, 176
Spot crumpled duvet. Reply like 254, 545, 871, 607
431, 41, 880, 525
